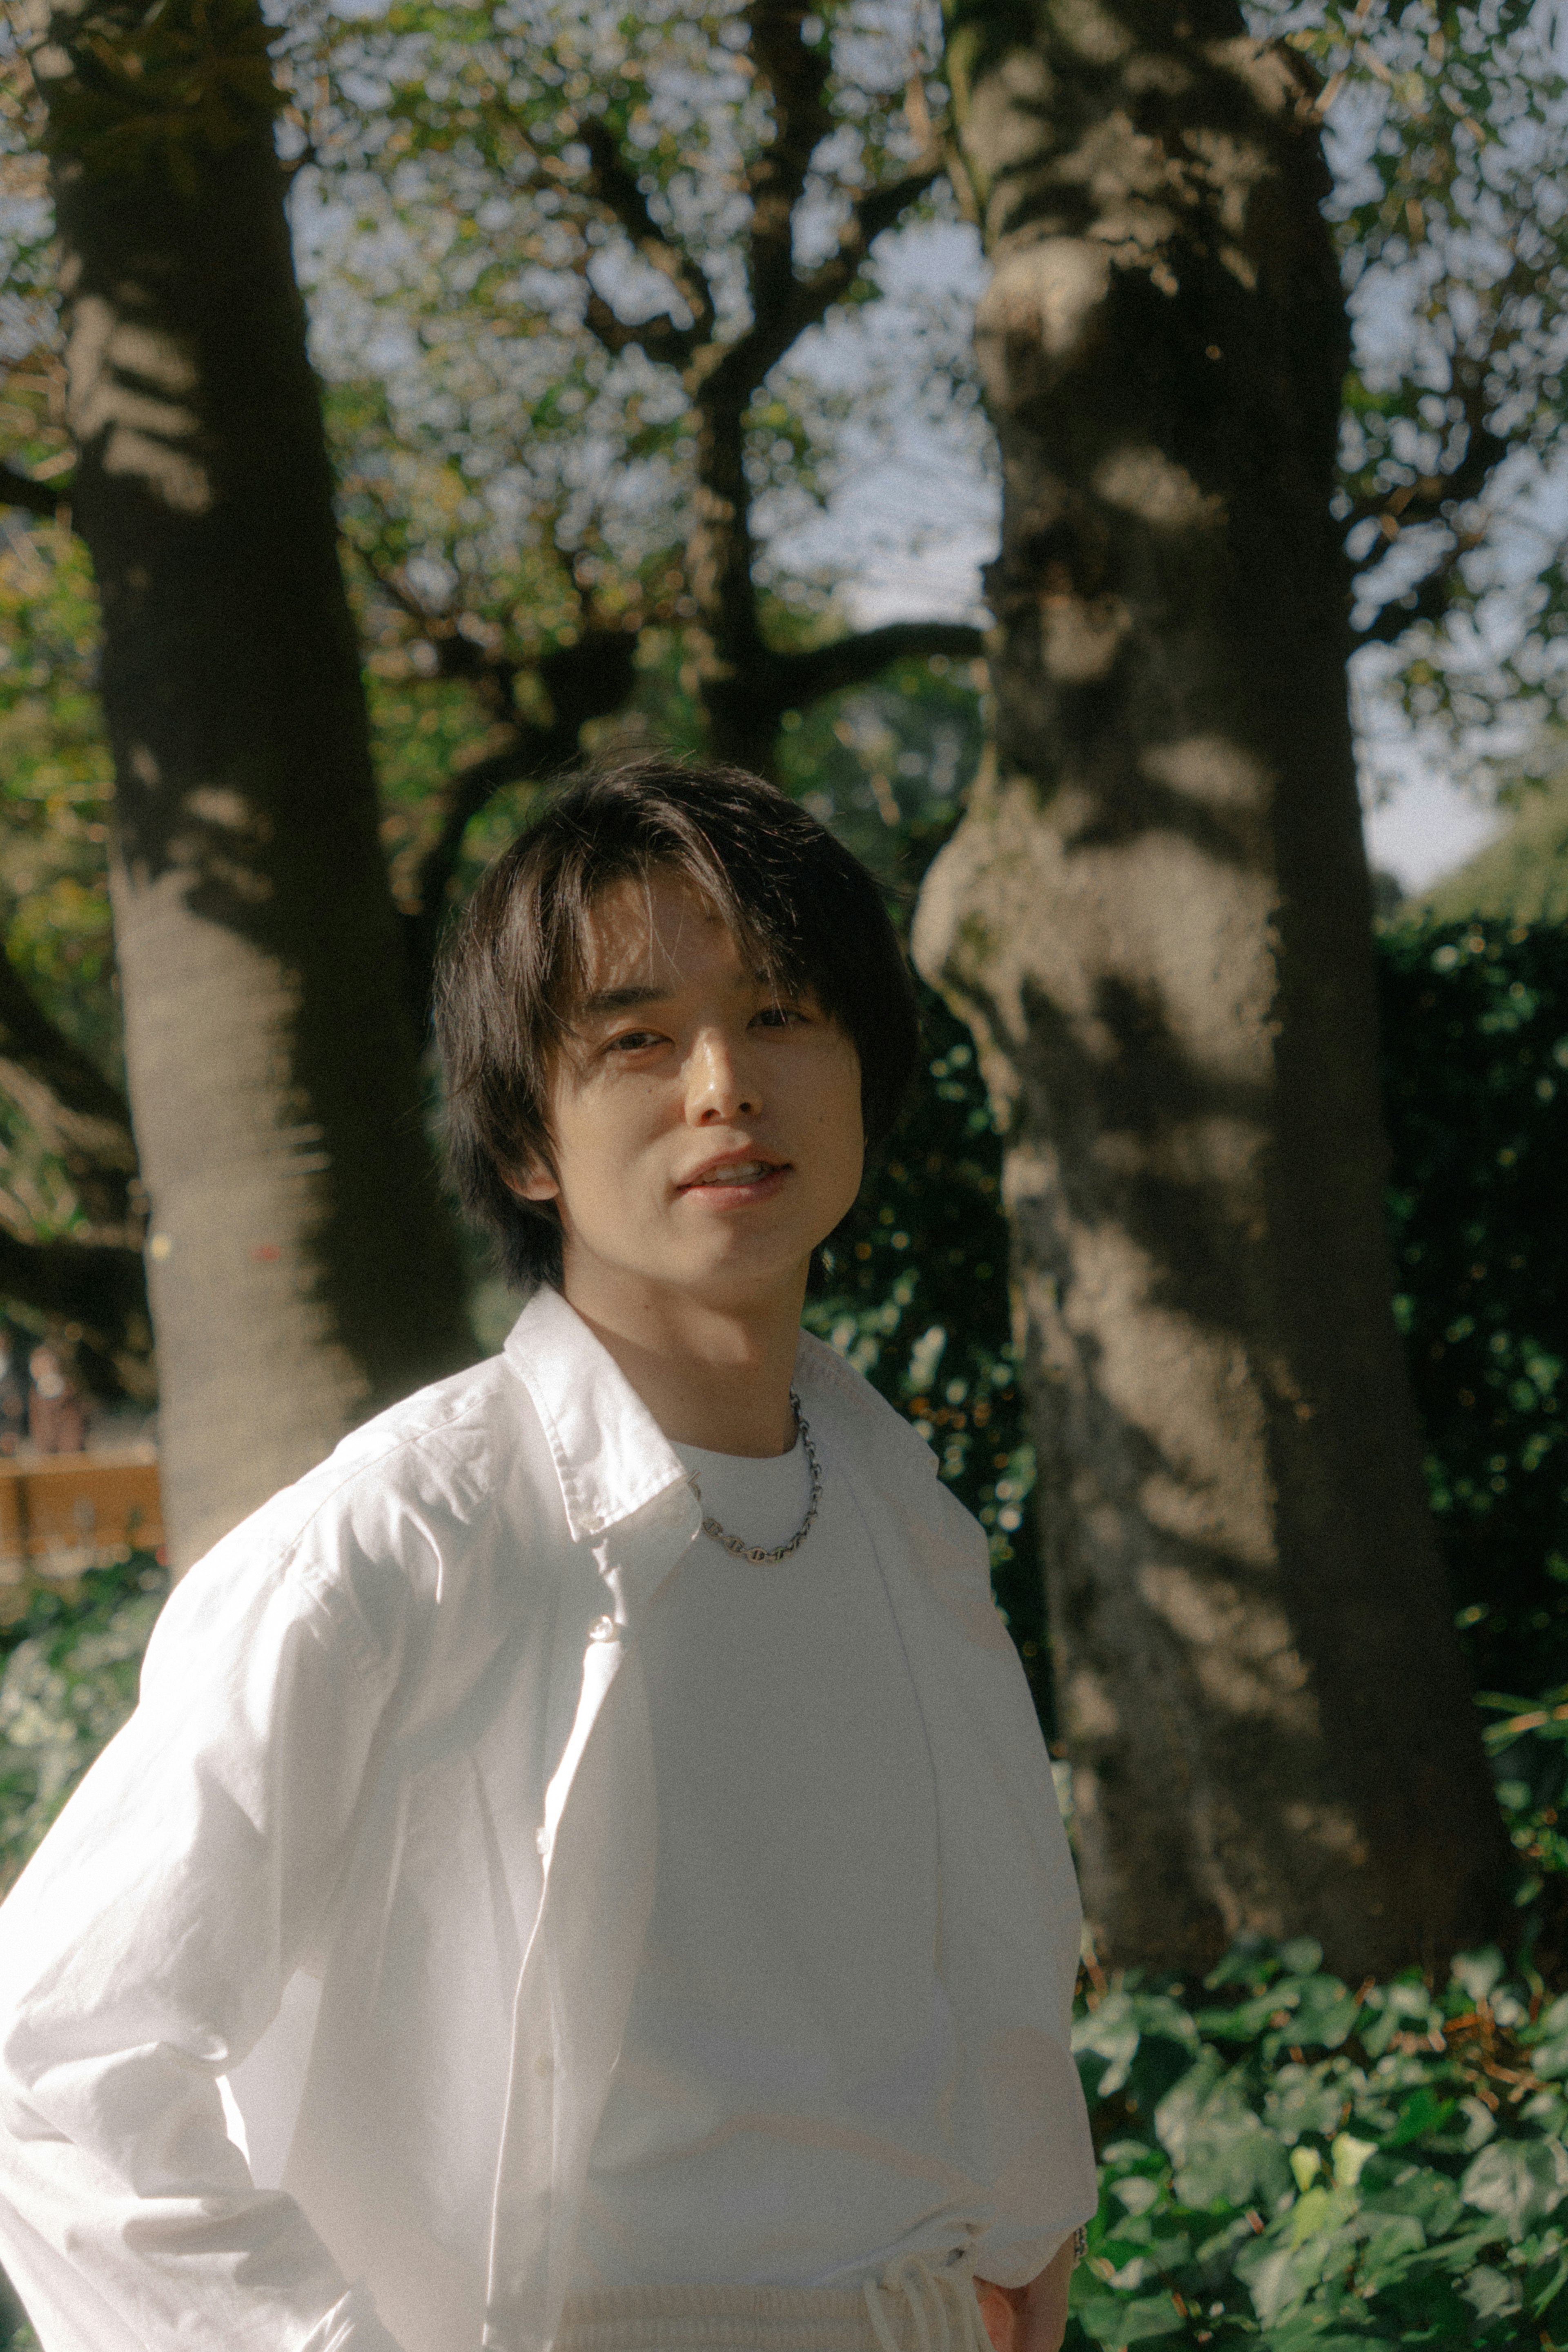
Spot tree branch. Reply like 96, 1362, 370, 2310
0, 948, 139, 1239
745, 0, 835, 329
401, 626, 639, 1023
582, 281, 701, 367
361, 557, 522, 731
411, 730, 558, 923
1345, 423, 1505, 544
688, 152, 944, 720
1350, 546, 1465, 648
0, 950, 149, 1384
771, 618, 987, 707
578, 116, 716, 345
1344, 263, 1525, 545
783, 163, 944, 341
0, 462, 76, 517
709, 161, 942, 407
0, 953, 130, 1138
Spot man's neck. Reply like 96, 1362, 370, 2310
561, 1267, 805, 1457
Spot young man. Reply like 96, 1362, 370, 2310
0, 762, 1096, 2352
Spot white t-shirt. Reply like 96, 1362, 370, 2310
569, 1429, 1018, 2291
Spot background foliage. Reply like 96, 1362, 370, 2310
1065, 1933, 1568, 2350
1379, 918, 1568, 1700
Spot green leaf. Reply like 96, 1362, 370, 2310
1361, 2159, 1463, 2238
1065, 2287, 1184, 2345
1290, 1979, 1363, 2051
1156, 2054, 1293, 2211
1451, 1947, 1508, 2004
1072, 1990, 1199, 2098
1261, 2331, 1378, 2352
1355, 2210, 1427, 2292
1266, 2065, 1351, 2145
1459, 2263, 1523, 2320
1385, 2086, 1458, 2148
1288, 2184, 1358, 2246
1461, 2136, 1568, 2238
1234, 2228, 1352, 2325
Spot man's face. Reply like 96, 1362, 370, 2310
514, 870, 864, 1320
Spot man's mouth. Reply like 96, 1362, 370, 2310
679, 1157, 787, 1190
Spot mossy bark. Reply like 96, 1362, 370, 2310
915, 0, 1509, 1975
29, 0, 473, 1567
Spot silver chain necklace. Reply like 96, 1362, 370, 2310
688, 1388, 822, 1565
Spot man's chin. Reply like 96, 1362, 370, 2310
562, 1231, 816, 1320
665, 1242, 816, 1313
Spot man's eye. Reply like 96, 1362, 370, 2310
608, 1030, 663, 1053
753, 1004, 804, 1029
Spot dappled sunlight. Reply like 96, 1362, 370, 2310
1139, 735, 1267, 811
65, 299, 211, 519
1092, 446, 1221, 533
1022, 1217, 1275, 1570
973, 237, 1109, 395
918, 763, 1280, 1089
1061, 1663, 1119, 1740
1043, 0, 1129, 71
1137, 1562, 1317, 1736
1039, 589, 1130, 684
1281, 1799, 1369, 1867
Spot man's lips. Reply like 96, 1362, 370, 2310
677, 1151, 790, 1193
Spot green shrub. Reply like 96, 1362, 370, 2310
1378, 919, 1568, 1697
0, 1552, 167, 1898
1067, 1935, 1568, 2350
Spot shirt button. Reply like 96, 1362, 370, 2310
588, 1614, 617, 1643
535, 1826, 549, 1856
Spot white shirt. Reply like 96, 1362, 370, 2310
574, 1437, 1036, 2291
0, 1287, 1096, 2352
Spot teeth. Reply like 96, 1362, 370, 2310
697, 1162, 772, 1185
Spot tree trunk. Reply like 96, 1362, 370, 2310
692, 368, 779, 779
913, 0, 1510, 1976
30, 0, 474, 1569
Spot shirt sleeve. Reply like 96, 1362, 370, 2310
971, 2229, 1073, 2291
0, 1525, 411, 2352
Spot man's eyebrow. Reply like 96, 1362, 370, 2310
575, 984, 670, 1017
573, 970, 789, 1019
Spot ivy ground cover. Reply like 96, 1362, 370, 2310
1068, 1931, 1568, 2349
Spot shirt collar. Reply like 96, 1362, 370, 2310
501, 1283, 931, 1545
503, 1285, 694, 1543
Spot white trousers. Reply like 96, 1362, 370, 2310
558, 2256, 993, 2352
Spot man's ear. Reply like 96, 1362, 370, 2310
506, 1164, 560, 1205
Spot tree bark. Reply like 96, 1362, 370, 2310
913, 0, 1510, 1976
28, 0, 474, 1569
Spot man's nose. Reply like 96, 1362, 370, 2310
686, 1029, 760, 1123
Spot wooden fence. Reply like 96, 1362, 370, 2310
0, 1451, 163, 1582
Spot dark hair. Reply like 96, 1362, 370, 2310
435, 757, 921, 1287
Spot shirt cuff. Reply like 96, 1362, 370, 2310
308, 2281, 410, 2352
